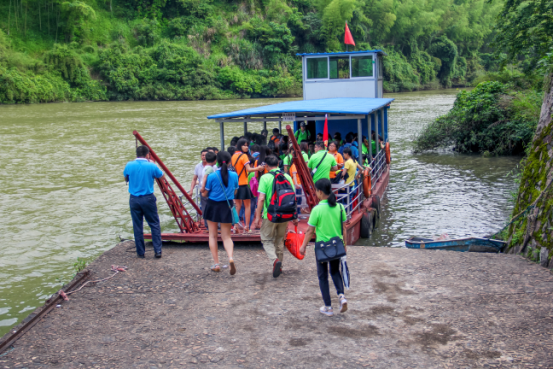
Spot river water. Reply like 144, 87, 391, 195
0, 90, 520, 336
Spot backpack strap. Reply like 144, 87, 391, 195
314, 151, 328, 171
234, 153, 248, 182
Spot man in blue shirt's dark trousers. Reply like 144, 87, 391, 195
124, 145, 164, 258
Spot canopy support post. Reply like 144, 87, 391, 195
220, 121, 225, 151
278, 119, 282, 134
375, 111, 379, 154
263, 117, 267, 132
357, 118, 362, 161
380, 109, 385, 144
368, 114, 372, 160
244, 121, 247, 136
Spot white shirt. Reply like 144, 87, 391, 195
194, 162, 206, 185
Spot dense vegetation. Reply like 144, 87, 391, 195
413, 80, 542, 155
0, 0, 504, 103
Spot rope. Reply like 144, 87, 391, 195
58, 265, 128, 300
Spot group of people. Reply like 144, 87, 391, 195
123, 125, 385, 316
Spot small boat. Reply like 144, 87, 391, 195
405, 236, 507, 253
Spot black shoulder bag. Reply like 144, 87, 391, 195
311, 151, 328, 178
314, 204, 347, 262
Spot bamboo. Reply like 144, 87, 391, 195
8, 0, 11, 35
39, 0, 41, 31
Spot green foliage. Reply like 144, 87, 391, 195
493, 0, 553, 71
73, 257, 88, 273
0, 0, 514, 102
413, 81, 542, 155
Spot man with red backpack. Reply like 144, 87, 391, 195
254, 154, 298, 278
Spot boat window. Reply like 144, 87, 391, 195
329, 57, 350, 79
306, 57, 328, 79
351, 55, 373, 77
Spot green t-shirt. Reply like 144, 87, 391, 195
257, 169, 295, 219
307, 150, 337, 183
372, 140, 377, 154
283, 152, 309, 166
248, 171, 255, 183
362, 144, 368, 155
308, 200, 347, 242
295, 129, 310, 143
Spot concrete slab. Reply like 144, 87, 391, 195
1, 241, 552, 368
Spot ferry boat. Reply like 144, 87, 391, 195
141, 50, 393, 244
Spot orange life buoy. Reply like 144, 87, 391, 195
363, 168, 372, 198
385, 142, 391, 164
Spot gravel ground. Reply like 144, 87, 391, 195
1, 241, 553, 368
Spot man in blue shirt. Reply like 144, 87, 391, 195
123, 145, 164, 258
338, 134, 359, 162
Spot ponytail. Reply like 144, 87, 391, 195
217, 151, 231, 187
328, 191, 337, 207
314, 178, 337, 207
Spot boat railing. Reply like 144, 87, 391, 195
179, 186, 202, 223
370, 149, 386, 190
331, 182, 362, 221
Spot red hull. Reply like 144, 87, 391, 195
146, 165, 390, 244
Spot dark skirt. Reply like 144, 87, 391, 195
204, 199, 233, 224
235, 184, 253, 200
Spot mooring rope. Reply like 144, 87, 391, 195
58, 265, 128, 300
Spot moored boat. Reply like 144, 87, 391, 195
405, 236, 507, 253
143, 50, 394, 244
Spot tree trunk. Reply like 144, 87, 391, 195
507, 72, 553, 269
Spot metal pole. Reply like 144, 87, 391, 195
357, 118, 362, 162
263, 117, 267, 131
244, 121, 247, 136
220, 121, 225, 151
380, 109, 385, 144
279, 119, 282, 134
368, 114, 372, 162
375, 111, 379, 154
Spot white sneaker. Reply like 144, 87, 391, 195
320, 306, 334, 316
339, 294, 348, 313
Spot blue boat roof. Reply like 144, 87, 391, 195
296, 50, 387, 57
207, 98, 394, 120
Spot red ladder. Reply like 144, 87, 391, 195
133, 131, 201, 233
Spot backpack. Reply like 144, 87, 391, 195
267, 171, 297, 223
250, 175, 259, 197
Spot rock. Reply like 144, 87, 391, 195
540, 247, 549, 267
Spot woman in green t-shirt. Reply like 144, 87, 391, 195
299, 178, 348, 317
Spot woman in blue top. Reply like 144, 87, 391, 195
201, 151, 239, 274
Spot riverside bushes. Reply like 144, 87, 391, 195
413, 81, 542, 155
0, 0, 506, 103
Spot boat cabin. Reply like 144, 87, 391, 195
298, 50, 386, 100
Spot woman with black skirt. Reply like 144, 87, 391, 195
201, 151, 239, 274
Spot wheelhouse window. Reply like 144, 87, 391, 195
306, 57, 328, 79
329, 57, 350, 79
351, 55, 373, 77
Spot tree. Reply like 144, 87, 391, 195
61, 1, 96, 41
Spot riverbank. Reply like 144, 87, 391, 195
1, 240, 552, 368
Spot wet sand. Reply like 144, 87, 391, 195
1, 241, 552, 368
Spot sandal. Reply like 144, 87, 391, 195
229, 260, 236, 275
210, 264, 221, 272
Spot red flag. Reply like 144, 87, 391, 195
344, 22, 355, 46
323, 114, 329, 148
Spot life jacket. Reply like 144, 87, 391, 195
267, 171, 297, 223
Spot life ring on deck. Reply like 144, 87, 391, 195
363, 168, 372, 198
385, 142, 391, 164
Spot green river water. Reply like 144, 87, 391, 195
0, 90, 520, 337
